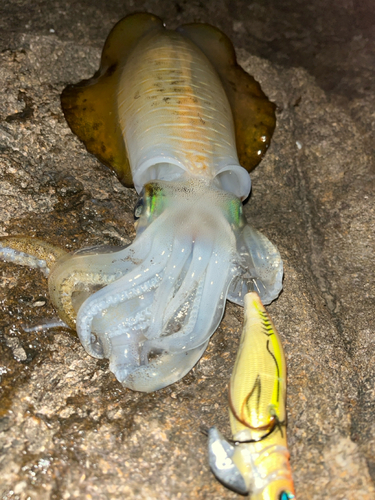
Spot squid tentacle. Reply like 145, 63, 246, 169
76, 251, 169, 357
160, 237, 214, 332
0, 237, 67, 276
0, 180, 283, 392
48, 208, 173, 328
141, 277, 205, 359
145, 234, 193, 340
147, 244, 235, 354
124, 340, 210, 393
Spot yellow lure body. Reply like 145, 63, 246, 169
208, 292, 295, 499
229, 292, 286, 437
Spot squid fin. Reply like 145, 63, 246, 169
177, 23, 276, 172
61, 13, 164, 187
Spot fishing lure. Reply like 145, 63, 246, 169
208, 292, 295, 499
0, 13, 283, 392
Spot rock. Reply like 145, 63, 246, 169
0, 1, 374, 498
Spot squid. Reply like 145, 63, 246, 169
0, 13, 283, 392
208, 292, 295, 499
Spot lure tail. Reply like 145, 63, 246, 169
208, 292, 295, 499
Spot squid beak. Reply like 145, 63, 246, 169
207, 427, 248, 495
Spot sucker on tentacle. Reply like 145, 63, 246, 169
0, 13, 283, 392
208, 292, 295, 499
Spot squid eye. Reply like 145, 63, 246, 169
227, 198, 244, 227
279, 492, 295, 500
134, 194, 144, 220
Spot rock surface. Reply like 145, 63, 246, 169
0, 1, 374, 499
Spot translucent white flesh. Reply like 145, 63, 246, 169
44, 179, 282, 392
0, 180, 282, 392
0, 246, 50, 276
117, 30, 251, 199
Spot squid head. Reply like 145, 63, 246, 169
47, 179, 282, 392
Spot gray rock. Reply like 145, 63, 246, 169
0, 1, 374, 499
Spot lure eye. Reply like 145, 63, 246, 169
134, 193, 144, 220
279, 491, 295, 500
